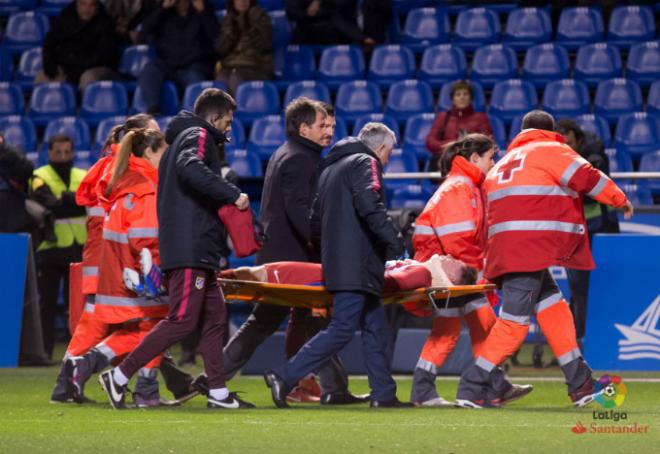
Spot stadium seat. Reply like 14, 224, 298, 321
574, 114, 611, 146
234, 81, 280, 126
504, 7, 552, 50
226, 149, 263, 178
15, 46, 41, 91
247, 114, 285, 160
614, 112, 660, 158
182, 81, 227, 111
80, 81, 129, 127
28, 82, 76, 126
626, 41, 660, 87
605, 147, 633, 172
43, 116, 91, 151
437, 79, 486, 112
335, 80, 382, 125
452, 7, 500, 52
257, 0, 283, 11
156, 116, 173, 134
402, 112, 435, 160
541, 79, 590, 118
38, 0, 70, 16
352, 113, 400, 143
556, 7, 604, 50
0, 0, 37, 15
390, 184, 432, 210
489, 79, 538, 125
3, 11, 49, 54
132, 81, 179, 116
274, 45, 315, 88
385, 80, 434, 125
269, 10, 291, 48
608, 6, 655, 48
508, 115, 523, 143
639, 150, 660, 196
72, 150, 92, 169
647, 80, 660, 117
0, 47, 13, 82
484, 115, 505, 151
522, 43, 570, 88
367, 45, 416, 88
402, 8, 450, 52
0, 82, 24, 116
574, 43, 623, 88
0, 115, 36, 151
620, 183, 653, 205
119, 45, 155, 91
594, 79, 642, 125
392, 0, 432, 15
470, 44, 518, 89
418, 44, 467, 88
329, 116, 347, 147
93, 116, 126, 155
284, 81, 330, 107
384, 148, 418, 173
226, 119, 246, 149
317, 45, 365, 90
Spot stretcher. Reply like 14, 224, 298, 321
218, 279, 496, 311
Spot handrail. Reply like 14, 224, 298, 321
383, 172, 660, 180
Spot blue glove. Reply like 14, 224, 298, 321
140, 248, 166, 298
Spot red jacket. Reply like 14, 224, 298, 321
412, 156, 486, 270
483, 129, 628, 280
93, 155, 168, 324
426, 106, 493, 155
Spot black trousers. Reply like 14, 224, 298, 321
37, 263, 70, 358
566, 268, 591, 341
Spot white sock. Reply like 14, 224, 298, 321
113, 367, 129, 386
209, 387, 229, 401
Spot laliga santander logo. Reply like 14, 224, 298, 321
595, 374, 627, 408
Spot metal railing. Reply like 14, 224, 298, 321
383, 172, 660, 180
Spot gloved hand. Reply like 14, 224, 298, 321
140, 248, 166, 298
123, 267, 147, 296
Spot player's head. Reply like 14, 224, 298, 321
194, 88, 237, 134
319, 103, 336, 147
556, 118, 585, 152
285, 97, 328, 146
358, 122, 397, 165
440, 133, 495, 177
522, 110, 555, 132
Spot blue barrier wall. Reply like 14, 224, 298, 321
0, 234, 29, 367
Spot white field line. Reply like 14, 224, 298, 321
237, 375, 660, 383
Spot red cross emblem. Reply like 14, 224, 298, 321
496, 153, 525, 183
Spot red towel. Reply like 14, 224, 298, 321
218, 205, 265, 258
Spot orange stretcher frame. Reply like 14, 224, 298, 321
219, 278, 496, 310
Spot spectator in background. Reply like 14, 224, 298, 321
39, 0, 121, 90
426, 80, 493, 173
101, 0, 159, 44
215, 0, 274, 95
138, 0, 218, 115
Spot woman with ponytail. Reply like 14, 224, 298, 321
409, 133, 532, 407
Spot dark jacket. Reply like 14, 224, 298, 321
313, 138, 403, 296
140, 3, 218, 70
426, 105, 493, 155
42, 2, 118, 83
256, 135, 323, 264
158, 111, 242, 271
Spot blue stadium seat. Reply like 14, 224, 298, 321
28, 82, 76, 126
614, 112, 660, 158
367, 45, 416, 88
0, 0, 37, 15
15, 46, 41, 91
226, 149, 263, 178
0, 82, 24, 115
437, 79, 486, 112
0, 47, 13, 82
182, 81, 227, 111
574, 114, 611, 146
384, 148, 418, 173
92, 116, 126, 155
470, 44, 518, 89
247, 114, 285, 160
317, 45, 365, 90
3, 11, 49, 54
353, 113, 400, 143
156, 116, 173, 134
392, 0, 432, 15
284, 81, 330, 107
257, 0, 283, 11
385, 80, 434, 125
235, 81, 280, 126
541, 79, 590, 118
574, 43, 622, 88
119, 45, 154, 91
594, 78, 642, 125
608, 6, 655, 48
80, 81, 129, 127
38, 0, 70, 16
0, 115, 36, 151
329, 116, 347, 147
639, 150, 660, 196
556, 7, 604, 51
269, 10, 291, 48
402, 112, 435, 160
274, 45, 315, 88
132, 81, 179, 116
452, 7, 500, 52
522, 43, 570, 88
620, 183, 653, 205
43, 116, 91, 151
489, 79, 538, 125
226, 119, 246, 149
402, 8, 450, 52
488, 114, 507, 151
626, 41, 660, 87
508, 115, 523, 143
605, 147, 633, 172
335, 80, 382, 125
418, 44, 467, 88
504, 7, 552, 51
390, 184, 432, 210
647, 80, 660, 117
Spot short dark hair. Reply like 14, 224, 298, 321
320, 102, 335, 117
521, 110, 555, 132
194, 88, 237, 119
48, 134, 73, 150
450, 80, 473, 99
556, 118, 585, 143
285, 97, 325, 137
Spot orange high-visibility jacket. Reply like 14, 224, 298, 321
412, 156, 486, 270
93, 155, 168, 324
483, 128, 628, 280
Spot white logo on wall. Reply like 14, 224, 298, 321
614, 295, 660, 361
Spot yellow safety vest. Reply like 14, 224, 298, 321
33, 164, 88, 251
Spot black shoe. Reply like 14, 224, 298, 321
99, 370, 127, 410
370, 398, 415, 408
207, 392, 256, 409
321, 391, 370, 405
263, 371, 290, 408
500, 384, 534, 406
192, 373, 209, 397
